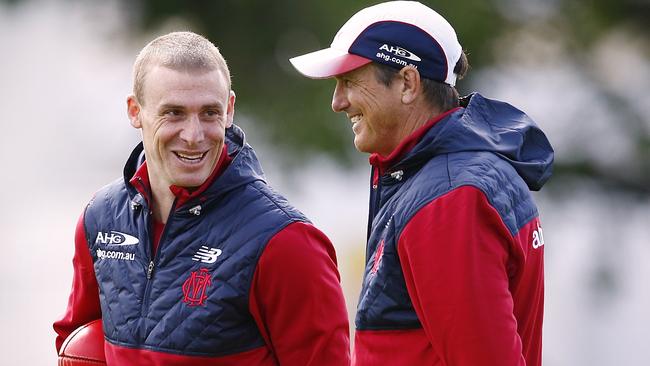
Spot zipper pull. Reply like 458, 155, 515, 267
146, 260, 155, 279
189, 205, 202, 216
390, 170, 404, 181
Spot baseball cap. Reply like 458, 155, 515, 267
289, 1, 463, 86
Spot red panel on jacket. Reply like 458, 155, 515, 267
249, 222, 351, 366
54, 216, 351, 365
53, 213, 101, 352
105, 342, 275, 366
354, 186, 543, 366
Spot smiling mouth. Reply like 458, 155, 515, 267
174, 151, 208, 164
350, 114, 363, 133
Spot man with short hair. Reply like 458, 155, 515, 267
54, 31, 350, 365
290, 2, 553, 365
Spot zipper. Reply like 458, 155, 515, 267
389, 170, 404, 181
366, 167, 382, 242
146, 260, 154, 279
140, 197, 178, 319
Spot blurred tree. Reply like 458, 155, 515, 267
114, 0, 648, 192
118, 0, 511, 164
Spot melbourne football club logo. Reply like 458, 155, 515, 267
369, 239, 385, 276
182, 268, 213, 307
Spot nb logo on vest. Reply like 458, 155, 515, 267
182, 268, 213, 307
192, 246, 222, 264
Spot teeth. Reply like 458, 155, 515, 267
176, 152, 205, 160
350, 115, 362, 123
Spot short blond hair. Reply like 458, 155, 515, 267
132, 31, 231, 104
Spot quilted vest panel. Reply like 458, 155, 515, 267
84, 179, 307, 357
355, 151, 538, 330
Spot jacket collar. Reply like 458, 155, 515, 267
123, 124, 266, 210
128, 144, 231, 209
369, 107, 461, 176
369, 93, 554, 191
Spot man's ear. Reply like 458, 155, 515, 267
226, 90, 236, 128
127, 95, 142, 129
399, 67, 421, 105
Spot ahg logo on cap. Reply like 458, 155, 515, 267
379, 44, 422, 62
289, 1, 462, 86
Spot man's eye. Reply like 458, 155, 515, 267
165, 110, 181, 116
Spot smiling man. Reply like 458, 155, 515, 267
54, 31, 350, 365
290, 1, 554, 365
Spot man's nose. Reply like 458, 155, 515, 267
180, 115, 204, 144
331, 80, 350, 113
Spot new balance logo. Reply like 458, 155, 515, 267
192, 246, 222, 264
95, 231, 139, 246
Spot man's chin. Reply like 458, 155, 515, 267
172, 176, 209, 191
353, 138, 371, 155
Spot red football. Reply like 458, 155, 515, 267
58, 319, 106, 366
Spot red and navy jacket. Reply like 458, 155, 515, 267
54, 125, 350, 365
353, 93, 553, 366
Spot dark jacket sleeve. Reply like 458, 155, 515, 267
53, 210, 101, 352
397, 186, 525, 365
249, 222, 351, 366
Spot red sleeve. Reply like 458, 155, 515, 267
397, 186, 525, 366
249, 222, 351, 366
53, 210, 102, 352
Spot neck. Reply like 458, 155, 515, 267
385, 102, 441, 157
143, 144, 231, 224
150, 180, 175, 224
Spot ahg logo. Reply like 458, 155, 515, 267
95, 231, 139, 246
96, 249, 135, 261
379, 44, 421, 62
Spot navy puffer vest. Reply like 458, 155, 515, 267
355, 94, 554, 330
83, 125, 308, 356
